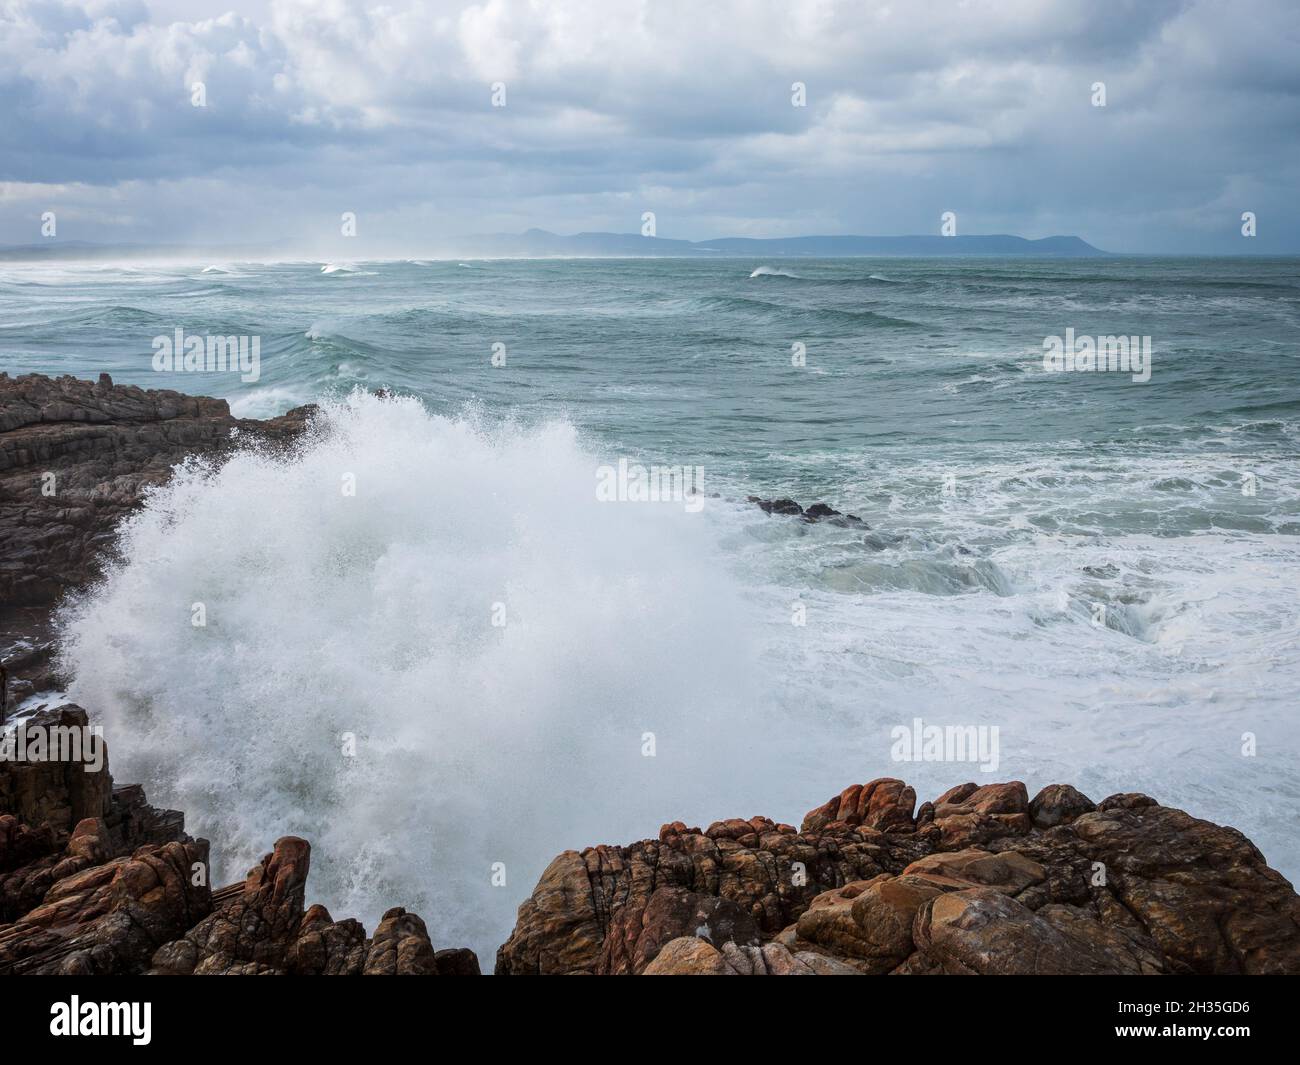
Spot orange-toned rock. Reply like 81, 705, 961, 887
499, 779, 1300, 976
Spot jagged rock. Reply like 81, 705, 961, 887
0, 704, 111, 833
0, 719, 479, 977
362, 906, 440, 975
286, 904, 368, 976
0, 836, 212, 975
150, 836, 310, 975
597, 885, 762, 975
801, 778, 916, 834
498, 778, 1300, 975
746, 495, 868, 526
0, 371, 313, 611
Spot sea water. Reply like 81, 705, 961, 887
2, 255, 1297, 965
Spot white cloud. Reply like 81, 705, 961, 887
0, 0, 1296, 251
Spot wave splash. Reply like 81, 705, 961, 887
57, 392, 776, 963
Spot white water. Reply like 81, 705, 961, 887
58, 393, 792, 964
56, 392, 1300, 967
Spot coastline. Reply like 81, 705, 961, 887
2, 372, 1297, 976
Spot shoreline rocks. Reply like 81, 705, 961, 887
0, 708, 478, 975
0, 371, 314, 710
2, 373, 1296, 976
747, 494, 868, 526
496, 777, 1300, 975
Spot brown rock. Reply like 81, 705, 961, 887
499, 779, 1300, 976
598, 885, 761, 975
363, 906, 439, 975
0, 372, 313, 611
1030, 783, 1097, 828
800, 778, 917, 834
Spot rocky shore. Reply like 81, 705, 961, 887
0, 371, 313, 710
497, 778, 1300, 974
0, 705, 478, 974
2, 373, 1298, 975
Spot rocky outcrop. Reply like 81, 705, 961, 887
747, 495, 868, 526
496, 777, 1300, 975
0, 703, 478, 976
0, 371, 313, 617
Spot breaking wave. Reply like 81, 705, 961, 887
57, 392, 785, 964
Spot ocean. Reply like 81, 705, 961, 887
2, 255, 1298, 965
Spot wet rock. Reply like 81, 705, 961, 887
0, 837, 212, 975
498, 777, 1300, 976
150, 836, 311, 974
746, 495, 868, 526
363, 906, 439, 975
801, 778, 917, 834
0, 372, 314, 611
598, 885, 762, 975
285, 904, 368, 976
1030, 783, 1097, 828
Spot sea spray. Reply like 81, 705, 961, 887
57, 390, 781, 965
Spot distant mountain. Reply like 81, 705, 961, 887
0, 230, 1106, 261
467, 228, 1107, 257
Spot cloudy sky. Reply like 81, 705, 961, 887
2, 0, 1298, 254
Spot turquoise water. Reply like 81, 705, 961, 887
4, 256, 1299, 959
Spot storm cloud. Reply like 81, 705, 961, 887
2, 0, 1298, 253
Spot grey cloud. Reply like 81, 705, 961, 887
1, 0, 1297, 252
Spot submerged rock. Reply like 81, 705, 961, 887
747, 495, 869, 526
497, 777, 1300, 975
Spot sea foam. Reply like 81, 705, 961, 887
57, 391, 780, 964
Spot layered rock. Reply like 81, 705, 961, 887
0, 371, 313, 646
0, 703, 478, 976
497, 777, 1300, 975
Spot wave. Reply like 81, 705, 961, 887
749, 266, 801, 279
57, 392, 781, 965
321, 263, 377, 276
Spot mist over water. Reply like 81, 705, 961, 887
4, 255, 1298, 962
58, 393, 787, 960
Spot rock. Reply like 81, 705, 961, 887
0, 705, 111, 834
0, 372, 313, 612
597, 885, 761, 975
1030, 783, 1097, 828
922, 780, 1032, 848
363, 906, 440, 975
912, 888, 1165, 975
0, 837, 212, 975
642, 935, 860, 975
746, 495, 868, 526
434, 946, 482, 976
498, 777, 1300, 975
150, 836, 311, 975
285, 904, 368, 976
801, 778, 916, 834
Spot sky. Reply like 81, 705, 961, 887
1, 0, 1298, 254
